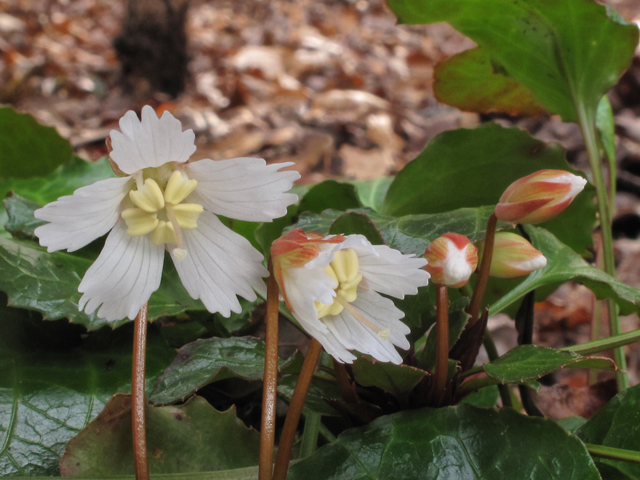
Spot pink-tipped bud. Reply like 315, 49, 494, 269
487, 232, 547, 278
495, 170, 587, 224
424, 233, 478, 287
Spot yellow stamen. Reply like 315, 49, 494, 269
165, 170, 198, 205
121, 208, 159, 236
150, 220, 177, 245
129, 179, 165, 213
172, 203, 204, 229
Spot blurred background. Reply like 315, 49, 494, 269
2, 0, 640, 417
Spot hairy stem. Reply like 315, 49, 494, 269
273, 339, 323, 480
259, 260, 280, 480
132, 303, 150, 480
578, 105, 628, 390
434, 284, 449, 396
469, 213, 498, 325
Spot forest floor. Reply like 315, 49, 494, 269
2, 0, 640, 418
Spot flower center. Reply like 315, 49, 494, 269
315, 249, 390, 339
121, 170, 203, 260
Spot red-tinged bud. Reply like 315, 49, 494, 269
487, 232, 547, 278
271, 229, 344, 309
495, 170, 587, 224
424, 233, 478, 287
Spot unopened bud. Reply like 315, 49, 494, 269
486, 232, 547, 278
424, 233, 478, 287
495, 170, 587, 224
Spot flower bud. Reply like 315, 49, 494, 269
495, 170, 587, 224
487, 232, 547, 278
424, 233, 478, 287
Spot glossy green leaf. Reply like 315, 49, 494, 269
288, 404, 600, 480
387, 0, 638, 123
459, 385, 499, 408
577, 384, 640, 479
483, 345, 617, 384
150, 336, 296, 405
292, 206, 510, 256
0, 236, 205, 330
0, 156, 114, 235
329, 212, 385, 245
3, 194, 44, 239
490, 226, 640, 316
297, 180, 362, 214
60, 394, 260, 475
0, 307, 175, 476
434, 47, 544, 116
382, 124, 597, 254
351, 177, 392, 212
0, 107, 74, 180
278, 374, 342, 417
351, 358, 427, 401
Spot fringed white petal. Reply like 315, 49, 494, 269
351, 289, 410, 350
34, 176, 133, 252
109, 106, 196, 174
170, 210, 267, 317
185, 158, 300, 221
78, 220, 164, 321
356, 244, 429, 299
324, 302, 404, 364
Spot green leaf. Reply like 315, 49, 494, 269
382, 124, 597, 254
491, 226, 640, 316
459, 385, 499, 408
254, 204, 297, 258
351, 177, 393, 212
288, 404, 600, 480
351, 358, 427, 402
292, 206, 511, 257
483, 345, 617, 384
278, 374, 342, 417
387, 0, 638, 123
0, 236, 205, 330
597, 96, 617, 166
0, 306, 175, 476
3, 193, 44, 238
59, 394, 260, 475
329, 212, 385, 245
297, 180, 362, 214
0, 156, 114, 236
577, 384, 640, 479
434, 47, 544, 116
0, 107, 74, 180
150, 336, 296, 405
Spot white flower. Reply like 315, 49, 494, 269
272, 230, 430, 364
34, 106, 300, 322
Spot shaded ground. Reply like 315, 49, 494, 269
2, 0, 640, 415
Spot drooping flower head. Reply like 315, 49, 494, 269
484, 232, 547, 278
495, 170, 587, 224
424, 233, 478, 288
272, 229, 430, 364
35, 106, 300, 321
